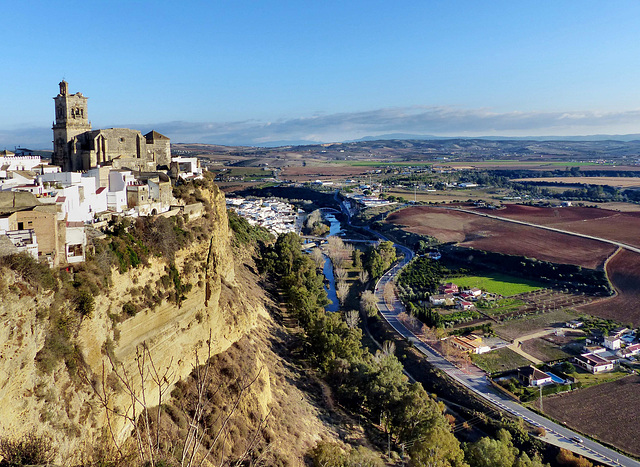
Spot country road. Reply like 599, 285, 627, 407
368, 230, 639, 467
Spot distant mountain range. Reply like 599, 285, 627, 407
353, 133, 640, 143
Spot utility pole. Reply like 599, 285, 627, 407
539, 384, 543, 412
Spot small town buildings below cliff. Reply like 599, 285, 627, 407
226, 197, 299, 235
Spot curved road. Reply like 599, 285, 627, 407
370, 234, 638, 467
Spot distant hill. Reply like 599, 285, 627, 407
356, 133, 640, 143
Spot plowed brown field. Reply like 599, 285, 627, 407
578, 249, 640, 326
538, 375, 640, 456
386, 206, 615, 269
476, 205, 640, 249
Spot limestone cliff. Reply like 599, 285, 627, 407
0, 186, 331, 464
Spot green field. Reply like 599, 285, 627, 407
448, 273, 544, 296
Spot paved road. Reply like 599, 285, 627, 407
370, 241, 638, 467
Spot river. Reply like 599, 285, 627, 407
323, 213, 342, 312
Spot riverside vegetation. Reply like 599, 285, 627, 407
257, 232, 592, 467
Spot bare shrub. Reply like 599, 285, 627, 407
358, 270, 369, 285
334, 267, 348, 282
0, 430, 56, 466
344, 310, 360, 329
309, 248, 325, 269
336, 280, 350, 306
360, 290, 378, 317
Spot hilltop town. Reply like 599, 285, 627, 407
0, 82, 203, 267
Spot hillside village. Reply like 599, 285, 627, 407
0, 82, 206, 267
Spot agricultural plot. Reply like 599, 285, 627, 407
520, 337, 572, 362
510, 176, 640, 188
478, 204, 640, 250
386, 206, 615, 269
280, 165, 372, 182
452, 273, 544, 296
494, 309, 577, 341
537, 375, 640, 457
471, 347, 531, 374
578, 249, 640, 326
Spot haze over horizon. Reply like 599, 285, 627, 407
3, 1, 640, 149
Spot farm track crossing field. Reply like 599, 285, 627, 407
475, 204, 640, 249
450, 273, 544, 296
578, 249, 640, 326
537, 375, 640, 457
386, 206, 616, 269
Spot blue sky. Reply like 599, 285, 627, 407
3, 1, 640, 147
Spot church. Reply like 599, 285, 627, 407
52, 81, 171, 172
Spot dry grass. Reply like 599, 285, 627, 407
494, 310, 577, 341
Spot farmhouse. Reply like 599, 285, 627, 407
518, 366, 553, 387
429, 293, 455, 306
447, 335, 490, 354
566, 320, 584, 329
439, 282, 458, 294
463, 287, 482, 297
604, 335, 622, 350
617, 343, 640, 359
457, 300, 475, 311
575, 352, 614, 374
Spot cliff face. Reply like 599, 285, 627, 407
0, 186, 274, 462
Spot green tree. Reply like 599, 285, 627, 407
465, 430, 518, 467
366, 249, 385, 280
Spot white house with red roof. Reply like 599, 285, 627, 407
439, 282, 459, 294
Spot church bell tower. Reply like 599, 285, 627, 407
52, 80, 91, 171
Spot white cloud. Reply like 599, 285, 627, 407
4, 106, 640, 148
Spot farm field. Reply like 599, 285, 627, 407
578, 249, 640, 326
536, 375, 640, 457
385, 206, 616, 269
451, 273, 544, 296
471, 347, 531, 373
386, 188, 490, 204
476, 204, 640, 249
593, 201, 640, 212
494, 310, 577, 341
520, 337, 572, 362
510, 176, 640, 188
280, 165, 373, 181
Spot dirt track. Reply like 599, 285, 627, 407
386, 206, 615, 269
